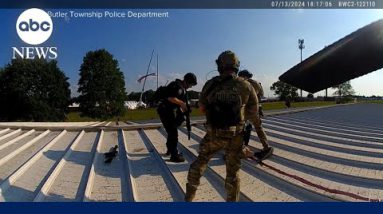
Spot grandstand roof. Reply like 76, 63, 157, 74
279, 19, 383, 93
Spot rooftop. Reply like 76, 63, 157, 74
0, 103, 382, 202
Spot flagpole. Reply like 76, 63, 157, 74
139, 49, 154, 104
156, 53, 159, 90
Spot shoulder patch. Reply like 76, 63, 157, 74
178, 88, 183, 95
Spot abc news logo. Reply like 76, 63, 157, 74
19, 19, 51, 32
12, 8, 58, 59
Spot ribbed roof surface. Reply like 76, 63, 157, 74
0, 104, 382, 202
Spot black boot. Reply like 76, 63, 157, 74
164, 150, 171, 156
170, 153, 185, 163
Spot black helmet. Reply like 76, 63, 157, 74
238, 70, 253, 78
216, 50, 240, 73
184, 72, 197, 86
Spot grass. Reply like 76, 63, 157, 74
65, 112, 100, 122
362, 100, 383, 104
262, 101, 335, 111
65, 101, 336, 122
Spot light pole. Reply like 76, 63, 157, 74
298, 39, 305, 98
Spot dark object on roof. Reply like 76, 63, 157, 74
279, 19, 383, 93
104, 145, 118, 163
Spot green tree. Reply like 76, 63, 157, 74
127, 91, 141, 101
270, 80, 299, 101
0, 58, 71, 121
332, 81, 355, 97
77, 49, 127, 119
142, 89, 155, 104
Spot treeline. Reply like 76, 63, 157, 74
0, 49, 128, 121
270, 80, 355, 102
1, 48, 353, 122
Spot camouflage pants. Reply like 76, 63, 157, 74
252, 114, 269, 149
185, 129, 243, 202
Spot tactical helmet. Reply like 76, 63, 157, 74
238, 70, 253, 78
216, 50, 240, 73
184, 72, 197, 86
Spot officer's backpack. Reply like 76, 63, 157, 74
153, 86, 168, 103
207, 78, 242, 129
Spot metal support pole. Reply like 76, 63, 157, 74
156, 54, 159, 90
298, 39, 305, 98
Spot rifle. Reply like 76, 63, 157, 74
185, 91, 192, 140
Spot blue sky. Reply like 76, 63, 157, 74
1, 9, 383, 97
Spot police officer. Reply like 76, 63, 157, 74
238, 70, 273, 160
185, 50, 260, 202
157, 73, 197, 163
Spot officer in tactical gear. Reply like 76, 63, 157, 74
238, 70, 273, 161
157, 72, 197, 163
185, 50, 260, 202
285, 96, 291, 108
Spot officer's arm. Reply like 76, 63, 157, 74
245, 85, 259, 123
167, 97, 187, 111
166, 81, 187, 111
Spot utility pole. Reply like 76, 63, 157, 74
298, 39, 305, 98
